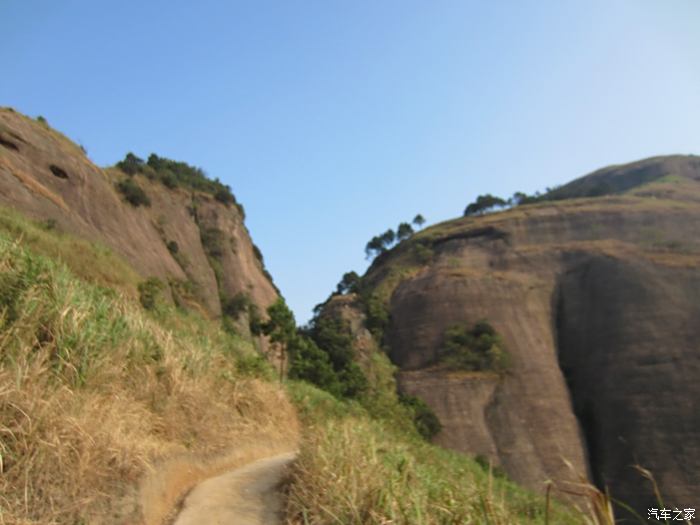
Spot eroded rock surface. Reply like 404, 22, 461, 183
0, 108, 277, 317
350, 155, 700, 514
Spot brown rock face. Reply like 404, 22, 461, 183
361, 155, 700, 515
556, 255, 700, 511
0, 108, 277, 316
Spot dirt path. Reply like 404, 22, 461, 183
172, 452, 296, 525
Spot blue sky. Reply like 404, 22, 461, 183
2, 1, 699, 322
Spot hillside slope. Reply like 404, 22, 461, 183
0, 108, 276, 319
331, 155, 700, 516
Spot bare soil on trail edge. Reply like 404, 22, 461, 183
172, 452, 296, 525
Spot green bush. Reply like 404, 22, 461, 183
214, 187, 235, 205
399, 393, 443, 440
200, 227, 226, 258
438, 320, 509, 372
147, 154, 237, 203
114, 152, 239, 204
288, 336, 343, 397
308, 316, 368, 399
221, 292, 252, 319
137, 277, 163, 310
116, 152, 145, 176
159, 169, 178, 189
360, 292, 390, 343
248, 303, 264, 335
286, 313, 370, 400
166, 240, 179, 255
475, 454, 508, 479
116, 178, 151, 207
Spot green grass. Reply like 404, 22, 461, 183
0, 205, 141, 296
285, 381, 584, 525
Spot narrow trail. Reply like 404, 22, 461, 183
172, 452, 296, 525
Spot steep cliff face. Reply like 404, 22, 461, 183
0, 108, 277, 317
342, 155, 700, 514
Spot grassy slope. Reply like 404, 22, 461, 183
0, 213, 297, 524
285, 382, 584, 525
0, 206, 142, 297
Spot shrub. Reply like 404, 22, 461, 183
475, 454, 508, 479
200, 227, 226, 258
159, 169, 178, 189
360, 292, 390, 343
146, 154, 237, 202
166, 240, 179, 255
214, 187, 235, 205
336, 361, 369, 398
137, 277, 163, 310
308, 316, 368, 399
438, 320, 510, 372
399, 393, 443, 440
221, 292, 252, 319
116, 178, 151, 207
248, 304, 264, 335
288, 336, 343, 397
116, 152, 145, 176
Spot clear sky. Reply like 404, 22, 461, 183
2, 1, 699, 322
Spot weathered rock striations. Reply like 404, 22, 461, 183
0, 108, 277, 317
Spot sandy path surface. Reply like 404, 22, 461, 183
173, 452, 296, 525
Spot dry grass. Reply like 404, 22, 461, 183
0, 237, 298, 524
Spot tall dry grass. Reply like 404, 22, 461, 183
0, 237, 298, 524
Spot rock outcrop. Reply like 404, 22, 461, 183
0, 108, 277, 317
341, 155, 700, 515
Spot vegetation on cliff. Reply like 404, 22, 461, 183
437, 321, 510, 372
116, 176, 152, 207
116, 152, 240, 206
364, 213, 427, 260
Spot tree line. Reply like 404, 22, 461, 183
463, 187, 561, 217
365, 214, 425, 260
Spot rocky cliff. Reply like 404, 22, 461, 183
0, 108, 277, 319
331, 155, 700, 515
